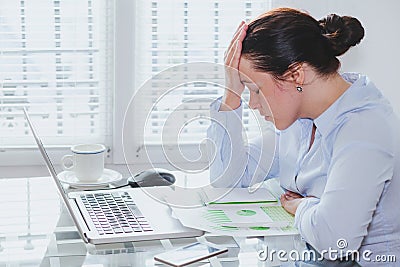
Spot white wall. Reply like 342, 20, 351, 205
272, 0, 400, 115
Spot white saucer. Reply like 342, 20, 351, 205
58, 169, 123, 188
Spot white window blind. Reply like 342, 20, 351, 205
0, 0, 114, 148
132, 0, 273, 152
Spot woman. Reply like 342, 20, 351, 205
207, 7, 400, 266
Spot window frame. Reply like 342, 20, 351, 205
112, 0, 136, 165
113, 0, 216, 166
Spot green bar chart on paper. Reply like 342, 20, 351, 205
202, 205, 296, 232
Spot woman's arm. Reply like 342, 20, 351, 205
207, 98, 278, 188
207, 21, 278, 188
293, 131, 394, 253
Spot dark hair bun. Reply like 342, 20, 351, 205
319, 14, 365, 56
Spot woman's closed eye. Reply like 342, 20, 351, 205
244, 82, 260, 94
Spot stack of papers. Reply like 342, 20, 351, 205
171, 187, 298, 237
201, 187, 277, 206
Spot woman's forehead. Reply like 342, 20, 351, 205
238, 58, 255, 81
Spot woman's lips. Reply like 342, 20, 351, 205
259, 112, 272, 121
264, 115, 272, 121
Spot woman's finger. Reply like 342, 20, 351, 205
285, 191, 303, 199
224, 22, 244, 59
225, 25, 247, 67
228, 21, 245, 48
280, 194, 288, 205
224, 23, 247, 63
228, 40, 239, 66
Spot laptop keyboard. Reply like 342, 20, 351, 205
80, 192, 153, 235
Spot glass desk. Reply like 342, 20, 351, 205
0, 176, 305, 267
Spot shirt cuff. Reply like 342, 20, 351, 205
209, 96, 243, 130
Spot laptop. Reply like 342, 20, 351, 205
23, 108, 204, 244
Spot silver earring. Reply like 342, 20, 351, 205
296, 86, 303, 92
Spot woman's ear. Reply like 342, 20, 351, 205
283, 63, 305, 86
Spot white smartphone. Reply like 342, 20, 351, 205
154, 242, 228, 267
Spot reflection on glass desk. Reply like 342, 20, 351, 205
0, 176, 306, 267
0, 177, 60, 266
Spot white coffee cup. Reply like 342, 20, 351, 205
61, 144, 106, 182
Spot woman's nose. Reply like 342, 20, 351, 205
249, 91, 259, 110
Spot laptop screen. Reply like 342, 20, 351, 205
23, 108, 71, 203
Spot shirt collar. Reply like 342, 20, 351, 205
313, 73, 381, 137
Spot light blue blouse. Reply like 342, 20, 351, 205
207, 73, 400, 266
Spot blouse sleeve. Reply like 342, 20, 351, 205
206, 97, 279, 188
294, 120, 394, 254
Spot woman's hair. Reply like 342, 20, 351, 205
241, 7, 365, 80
